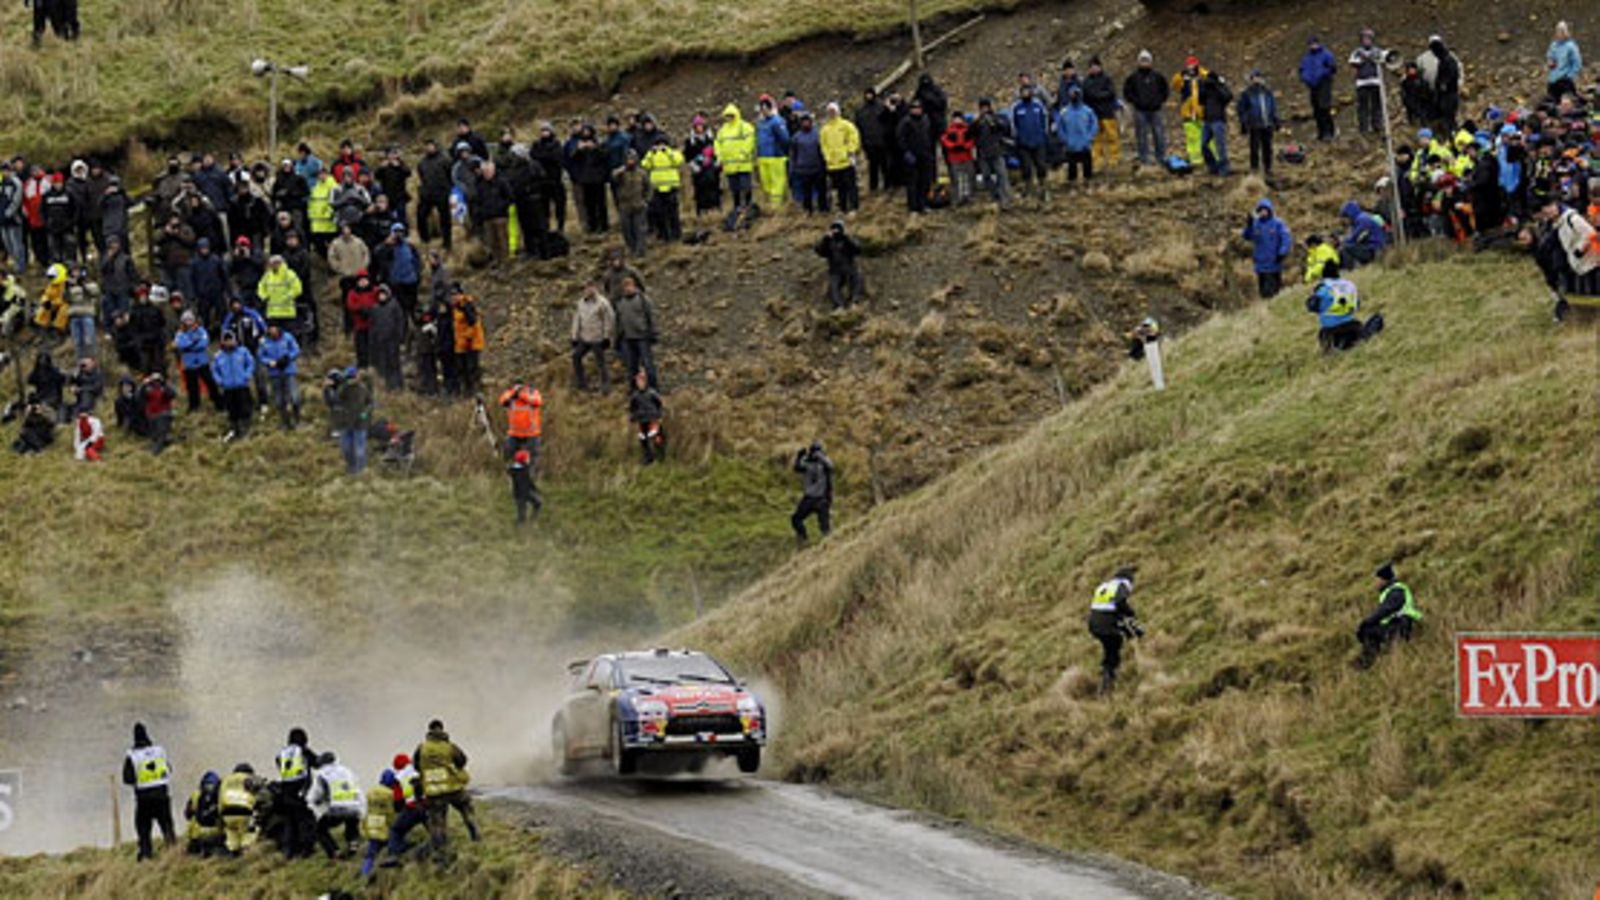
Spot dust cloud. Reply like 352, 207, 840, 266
0, 566, 594, 856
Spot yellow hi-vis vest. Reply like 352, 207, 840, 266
220, 772, 256, 812
308, 179, 336, 234
361, 785, 394, 841
418, 738, 468, 796
258, 266, 302, 320
128, 745, 171, 789
1379, 582, 1422, 626
1322, 278, 1359, 317
1091, 578, 1130, 612
642, 147, 685, 192
277, 744, 307, 781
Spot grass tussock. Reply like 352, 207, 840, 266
682, 255, 1600, 896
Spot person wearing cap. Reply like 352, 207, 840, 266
415, 719, 480, 851
1299, 36, 1339, 141
755, 96, 791, 209
210, 329, 255, 441
257, 253, 302, 335
1171, 54, 1210, 161
787, 111, 827, 215
1241, 198, 1293, 298
529, 123, 567, 235
1349, 28, 1387, 135
815, 220, 863, 309
642, 134, 687, 240
714, 104, 757, 219
122, 722, 176, 860
791, 439, 834, 546
1236, 70, 1281, 177
1080, 58, 1121, 170
372, 222, 422, 318
173, 311, 220, 413
1087, 567, 1142, 694
1547, 22, 1582, 104
1356, 563, 1422, 669
1123, 50, 1170, 165
507, 447, 541, 523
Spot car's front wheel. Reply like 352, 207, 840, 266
610, 720, 639, 776
736, 747, 761, 774
552, 718, 576, 777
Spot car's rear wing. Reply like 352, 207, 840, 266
566, 659, 590, 676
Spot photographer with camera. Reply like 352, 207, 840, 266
791, 440, 834, 547
1087, 566, 1144, 695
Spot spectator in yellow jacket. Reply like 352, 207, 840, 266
819, 103, 862, 214
1170, 56, 1208, 162
715, 104, 757, 213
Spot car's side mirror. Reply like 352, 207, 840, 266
586, 683, 604, 693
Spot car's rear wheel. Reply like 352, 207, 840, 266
736, 747, 761, 774
552, 719, 575, 776
610, 720, 638, 776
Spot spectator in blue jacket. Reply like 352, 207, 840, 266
788, 111, 827, 213
210, 330, 255, 441
1241, 198, 1293, 298
295, 144, 323, 192
173, 311, 221, 413
1299, 36, 1339, 141
257, 323, 301, 431
1008, 84, 1052, 199
1547, 22, 1582, 102
755, 97, 791, 209
1054, 88, 1099, 183
1338, 201, 1388, 268
222, 299, 269, 406
1235, 71, 1280, 176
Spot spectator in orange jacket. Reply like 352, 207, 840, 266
498, 381, 543, 462
451, 286, 485, 395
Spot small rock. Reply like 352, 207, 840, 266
1497, 32, 1511, 43
8, 696, 27, 710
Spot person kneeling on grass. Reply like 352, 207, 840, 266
1306, 262, 1383, 352
1355, 561, 1422, 669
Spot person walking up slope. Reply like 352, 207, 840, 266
1086, 567, 1143, 695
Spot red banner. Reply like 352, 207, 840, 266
1457, 634, 1600, 717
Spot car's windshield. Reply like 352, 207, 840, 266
618, 653, 734, 685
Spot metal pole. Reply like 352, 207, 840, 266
908, 0, 925, 71
110, 774, 121, 847
1378, 70, 1406, 246
268, 67, 279, 164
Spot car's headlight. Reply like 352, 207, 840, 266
634, 699, 668, 718
736, 695, 761, 715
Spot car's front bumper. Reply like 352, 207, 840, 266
621, 716, 766, 750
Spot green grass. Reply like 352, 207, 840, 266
683, 254, 1598, 898
0, 814, 622, 899
0, 0, 1011, 163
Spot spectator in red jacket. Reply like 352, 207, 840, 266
940, 113, 977, 206
140, 373, 176, 454
344, 272, 379, 369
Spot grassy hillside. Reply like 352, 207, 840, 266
0, 816, 622, 899
686, 253, 1599, 897
0, 0, 1008, 162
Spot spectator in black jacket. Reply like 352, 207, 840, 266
855, 89, 889, 192
1081, 58, 1121, 169
374, 148, 412, 229
814, 221, 863, 309
1236, 70, 1281, 176
896, 100, 936, 213
913, 73, 950, 143
571, 126, 611, 234
973, 98, 1012, 206
1123, 50, 1170, 164
415, 140, 453, 249
473, 161, 513, 263
530, 124, 568, 234
1198, 70, 1233, 176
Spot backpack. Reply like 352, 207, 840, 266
538, 231, 570, 260
1280, 142, 1307, 165
926, 184, 952, 209
1163, 154, 1194, 176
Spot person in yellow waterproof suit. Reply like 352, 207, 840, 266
1171, 56, 1209, 162
34, 263, 69, 332
715, 103, 758, 214
218, 763, 265, 855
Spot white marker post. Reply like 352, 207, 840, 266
1145, 338, 1166, 391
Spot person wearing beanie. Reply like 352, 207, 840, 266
386, 753, 428, 862
1081, 56, 1121, 169
415, 719, 480, 852
1356, 562, 1422, 668
1299, 35, 1339, 140
209, 328, 256, 442
1087, 567, 1143, 695
122, 722, 177, 860
684, 112, 723, 218
1236, 69, 1281, 177
1123, 50, 1170, 164
815, 219, 863, 309
359, 769, 399, 876
273, 727, 319, 858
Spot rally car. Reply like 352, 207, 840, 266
551, 649, 766, 776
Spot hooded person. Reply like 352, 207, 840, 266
715, 103, 758, 218
122, 722, 177, 861
814, 220, 863, 309
183, 771, 225, 857
1240, 198, 1293, 298
1419, 35, 1461, 132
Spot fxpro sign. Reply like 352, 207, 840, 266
1456, 634, 1600, 717
0, 769, 18, 833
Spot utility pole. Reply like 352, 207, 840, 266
1379, 63, 1406, 246
250, 59, 310, 164
908, 0, 925, 71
